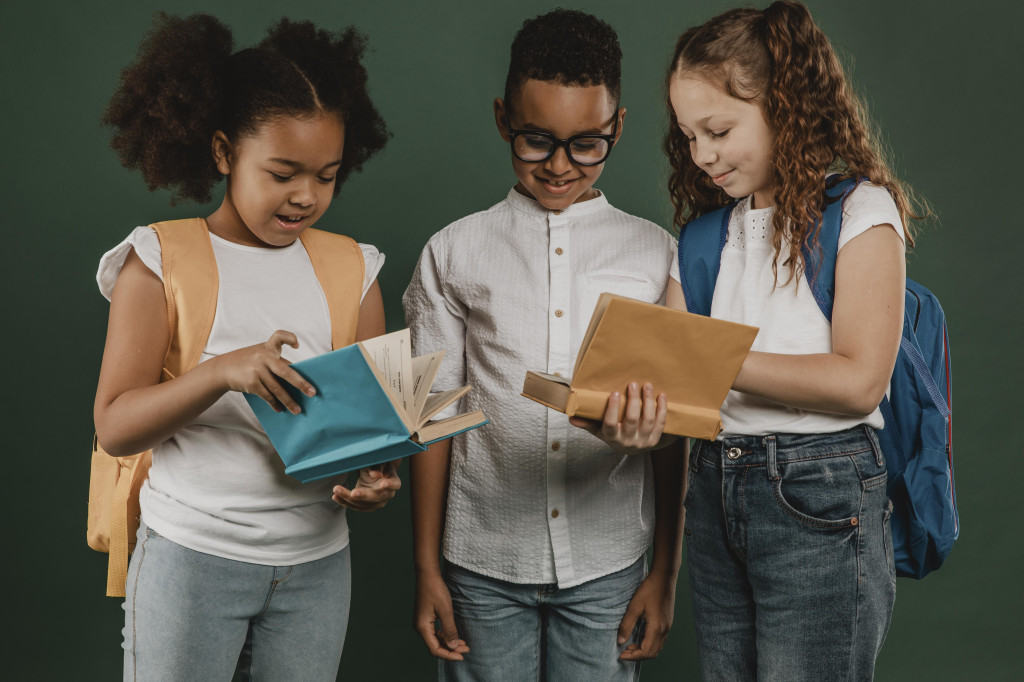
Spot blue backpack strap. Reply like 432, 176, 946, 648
798, 178, 860, 321
678, 203, 736, 315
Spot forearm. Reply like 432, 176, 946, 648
94, 359, 228, 456
649, 439, 687, 577
411, 439, 452, 577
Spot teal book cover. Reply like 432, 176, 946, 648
245, 330, 488, 482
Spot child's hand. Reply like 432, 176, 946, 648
413, 570, 470, 661
617, 567, 677, 661
570, 382, 671, 454
213, 330, 315, 414
332, 460, 402, 511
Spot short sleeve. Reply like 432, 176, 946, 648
96, 226, 163, 301
838, 183, 905, 251
669, 239, 681, 283
357, 243, 385, 302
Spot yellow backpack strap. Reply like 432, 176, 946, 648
152, 218, 219, 379
94, 219, 218, 598
299, 228, 365, 349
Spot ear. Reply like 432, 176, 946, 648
612, 107, 627, 146
211, 131, 233, 175
494, 98, 511, 143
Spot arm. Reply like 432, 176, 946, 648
93, 250, 316, 456
618, 438, 688, 660
332, 279, 402, 511
667, 224, 905, 415
411, 439, 469, 660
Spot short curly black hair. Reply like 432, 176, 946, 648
504, 9, 622, 109
103, 13, 390, 204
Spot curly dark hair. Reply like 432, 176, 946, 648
664, 1, 926, 283
504, 9, 622, 108
103, 13, 390, 204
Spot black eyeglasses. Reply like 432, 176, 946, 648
504, 110, 620, 166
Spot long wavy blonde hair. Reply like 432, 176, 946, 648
664, 1, 925, 283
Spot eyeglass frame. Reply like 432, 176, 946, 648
503, 108, 622, 166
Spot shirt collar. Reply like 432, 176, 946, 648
504, 187, 610, 219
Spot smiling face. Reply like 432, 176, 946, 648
669, 74, 774, 208
496, 79, 623, 211
208, 112, 346, 248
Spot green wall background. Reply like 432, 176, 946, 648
3, 0, 1021, 679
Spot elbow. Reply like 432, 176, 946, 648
841, 377, 889, 417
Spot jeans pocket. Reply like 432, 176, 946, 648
772, 455, 863, 529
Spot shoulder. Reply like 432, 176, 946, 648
422, 198, 514, 254
601, 203, 677, 248
839, 181, 904, 249
96, 225, 163, 300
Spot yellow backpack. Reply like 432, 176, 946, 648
88, 218, 364, 597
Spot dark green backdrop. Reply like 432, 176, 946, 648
3, 0, 1021, 679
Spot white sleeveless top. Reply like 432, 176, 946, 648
97, 226, 384, 564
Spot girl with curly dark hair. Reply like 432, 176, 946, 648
659, 2, 926, 679
93, 13, 394, 680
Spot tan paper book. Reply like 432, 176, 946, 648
521, 293, 758, 440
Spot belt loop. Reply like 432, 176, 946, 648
690, 439, 705, 473
865, 425, 884, 467
764, 435, 779, 480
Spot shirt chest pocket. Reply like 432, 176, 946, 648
578, 269, 663, 309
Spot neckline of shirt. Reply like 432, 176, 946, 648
206, 227, 306, 255
504, 187, 609, 218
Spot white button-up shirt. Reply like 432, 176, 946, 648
403, 188, 676, 587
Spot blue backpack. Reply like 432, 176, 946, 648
678, 178, 958, 579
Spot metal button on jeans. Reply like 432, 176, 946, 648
727, 447, 743, 460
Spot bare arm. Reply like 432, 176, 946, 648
618, 437, 688, 660
93, 250, 315, 456
668, 224, 905, 416
411, 439, 469, 660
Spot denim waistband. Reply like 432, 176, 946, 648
693, 425, 882, 472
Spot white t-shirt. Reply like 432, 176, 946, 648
97, 226, 384, 565
404, 188, 677, 588
670, 182, 904, 438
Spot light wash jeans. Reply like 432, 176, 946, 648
684, 426, 896, 681
439, 556, 646, 682
122, 523, 351, 682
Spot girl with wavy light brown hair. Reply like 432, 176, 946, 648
657, 2, 926, 679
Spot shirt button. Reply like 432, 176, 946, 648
551, 509, 560, 518
553, 371, 561, 377
553, 210, 562, 215
554, 309, 564, 318
551, 441, 561, 451
555, 247, 564, 255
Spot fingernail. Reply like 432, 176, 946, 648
447, 640, 459, 649
617, 636, 626, 644
306, 388, 316, 397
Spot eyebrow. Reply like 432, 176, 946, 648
516, 112, 618, 137
268, 158, 344, 170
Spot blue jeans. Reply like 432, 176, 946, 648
122, 524, 351, 681
440, 557, 646, 682
684, 426, 895, 682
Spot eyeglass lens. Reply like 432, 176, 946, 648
513, 133, 610, 164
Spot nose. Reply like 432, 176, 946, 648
543, 144, 573, 175
692, 138, 717, 168
288, 178, 316, 208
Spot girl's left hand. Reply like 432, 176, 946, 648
332, 460, 402, 511
570, 382, 673, 454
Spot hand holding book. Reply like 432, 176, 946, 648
568, 380, 671, 455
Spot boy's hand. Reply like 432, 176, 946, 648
617, 567, 677, 661
570, 382, 671, 454
332, 461, 402, 511
213, 330, 315, 414
413, 571, 470, 661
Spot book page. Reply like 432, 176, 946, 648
410, 350, 445, 422
418, 386, 471, 429
359, 329, 415, 415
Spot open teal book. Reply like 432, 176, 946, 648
246, 329, 488, 483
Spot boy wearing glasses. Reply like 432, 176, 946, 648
404, 10, 685, 680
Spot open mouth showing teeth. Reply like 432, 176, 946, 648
277, 215, 304, 223
544, 179, 574, 186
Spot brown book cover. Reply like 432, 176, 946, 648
521, 293, 758, 440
